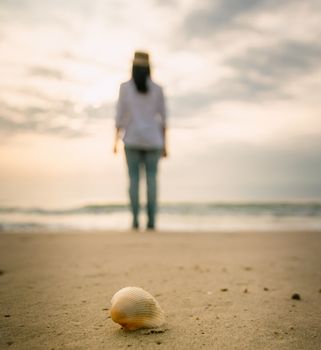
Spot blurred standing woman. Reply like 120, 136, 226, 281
113, 51, 167, 230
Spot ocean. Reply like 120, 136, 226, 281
0, 202, 321, 232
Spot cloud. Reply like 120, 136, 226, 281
29, 66, 64, 80
181, 0, 321, 41
217, 39, 321, 101
168, 0, 321, 115
153, 0, 178, 7
1, 0, 321, 141
226, 40, 321, 79
182, 0, 293, 38
0, 106, 83, 138
169, 91, 215, 121
0, 115, 34, 133
170, 38, 321, 114
0, 93, 114, 138
0, 114, 84, 138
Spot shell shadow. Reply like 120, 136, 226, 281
113, 326, 169, 338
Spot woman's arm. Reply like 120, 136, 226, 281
159, 87, 168, 158
113, 127, 121, 154
114, 84, 126, 155
162, 127, 168, 157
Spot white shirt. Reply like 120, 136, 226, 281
115, 79, 167, 149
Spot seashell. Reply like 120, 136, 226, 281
110, 286, 164, 330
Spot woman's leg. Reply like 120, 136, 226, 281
144, 150, 161, 229
125, 147, 141, 228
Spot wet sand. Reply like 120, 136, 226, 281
1, 231, 321, 349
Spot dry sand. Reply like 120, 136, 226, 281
1, 230, 321, 349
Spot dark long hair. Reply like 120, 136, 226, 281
132, 65, 151, 94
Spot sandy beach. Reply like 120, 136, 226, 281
1, 230, 321, 349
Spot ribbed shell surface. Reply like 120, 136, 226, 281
110, 287, 164, 330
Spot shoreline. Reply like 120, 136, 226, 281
1, 230, 321, 349
1, 201, 321, 234
2, 227, 321, 235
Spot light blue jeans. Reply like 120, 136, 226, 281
125, 146, 161, 229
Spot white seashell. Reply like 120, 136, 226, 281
110, 287, 164, 330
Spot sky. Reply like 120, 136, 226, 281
1, 0, 321, 207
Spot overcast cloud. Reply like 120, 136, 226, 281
1, 0, 321, 202
1, 0, 321, 134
